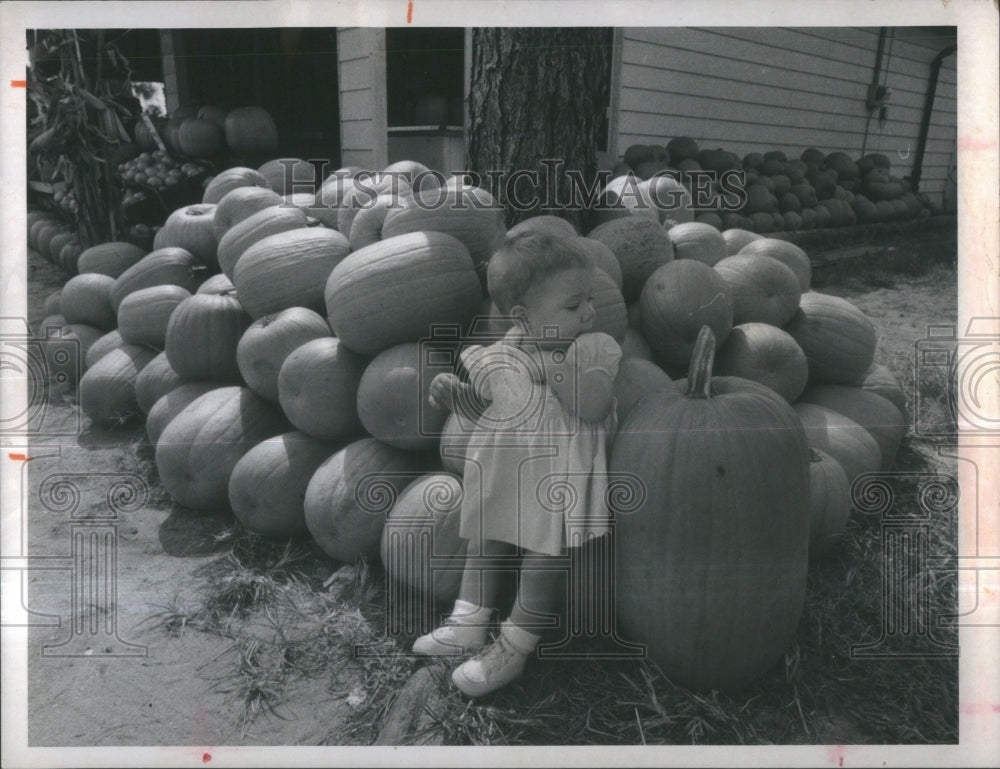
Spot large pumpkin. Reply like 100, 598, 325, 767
667, 222, 728, 267
233, 228, 351, 319
134, 351, 187, 415
223, 106, 279, 155
164, 292, 252, 382
380, 473, 468, 605
610, 326, 811, 691
78, 344, 158, 426
784, 292, 876, 385
212, 186, 284, 240
76, 241, 147, 278
638, 259, 734, 371
257, 157, 316, 196
304, 437, 426, 563
110, 247, 199, 313
356, 342, 451, 451
117, 285, 191, 350
807, 448, 851, 557
714, 322, 808, 403
228, 431, 340, 539
736, 238, 811, 293
612, 357, 673, 424
325, 231, 483, 357
60, 273, 117, 331
792, 402, 882, 485
216, 204, 308, 281
237, 307, 332, 403
154, 204, 219, 270
155, 386, 290, 510
713, 254, 802, 327
797, 384, 906, 470
587, 216, 675, 303
177, 117, 225, 158
85, 330, 126, 369
146, 381, 224, 446
277, 337, 369, 441
202, 167, 270, 206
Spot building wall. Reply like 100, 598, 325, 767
616, 27, 956, 198
337, 27, 388, 169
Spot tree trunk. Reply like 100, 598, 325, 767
467, 28, 610, 234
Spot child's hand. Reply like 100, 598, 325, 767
428, 373, 459, 412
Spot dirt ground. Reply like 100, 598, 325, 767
18, 226, 957, 748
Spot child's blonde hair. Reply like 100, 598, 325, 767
487, 231, 595, 314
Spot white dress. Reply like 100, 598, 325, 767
457, 332, 622, 556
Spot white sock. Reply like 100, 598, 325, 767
450, 599, 492, 624
500, 620, 542, 654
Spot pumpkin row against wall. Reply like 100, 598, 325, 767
31, 156, 909, 693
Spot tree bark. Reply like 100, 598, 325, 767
467, 28, 610, 233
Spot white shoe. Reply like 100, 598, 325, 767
412, 618, 488, 656
451, 622, 539, 697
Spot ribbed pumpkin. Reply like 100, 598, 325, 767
277, 337, 369, 441
713, 254, 802, 327
212, 186, 284, 240
146, 381, 223, 446
304, 437, 427, 563
177, 117, 224, 158
380, 473, 468, 604
587, 217, 675, 303
570, 236, 623, 290
859, 362, 908, 422
202, 167, 270, 206
325, 231, 483, 357
237, 307, 331, 403
228, 431, 339, 539
639, 259, 734, 370
154, 204, 219, 269
507, 215, 577, 240
117, 285, 191, 349
110, 247, 199, 313
714, 323, 808, 403
792, 402, 882, 486
60, 273, 117, 331
736, 238, 811, 293
612, 357, 673, 423
356, 342, 450, 451
784, 292, 876, 385
591, 268, 628, 344
164, 292, 252, 382
155, 386, 290, 510
134, 351, 187, 415
807, 448, 851, 557
610, 327, 811, 691
257, 157, 316, 196
667, 221, 728, 266
233, 228, 351, 319
722, 228, 762, 256
85, 330, 126, 369
797, 385, 906, 470
196, 272, 235, 295
223, 107, 279, 155
380, 188, 504, 275
78, 344, 158, 426
348, 192, 405, 252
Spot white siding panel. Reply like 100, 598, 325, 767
615, 27, 956, 197
340, 119, 377, 151
337, 27, 387, 170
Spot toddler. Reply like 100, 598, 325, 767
416, 231, 622, 697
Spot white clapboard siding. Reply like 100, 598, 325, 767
337, 28, 388, 170
616, 27, 956, 197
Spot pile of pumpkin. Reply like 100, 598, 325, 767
608, 138, 933, 233
134, 104, 279, 160
33, 158, 908, 693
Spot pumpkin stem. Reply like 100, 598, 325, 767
686, 326, 716, 400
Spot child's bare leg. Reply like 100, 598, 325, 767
452, 550, 563, 697
412, 538, 515, 656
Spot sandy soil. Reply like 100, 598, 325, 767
18, 234, 957, 747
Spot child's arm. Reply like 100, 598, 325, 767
545, 333, 621, 423
428, 373, 486, 414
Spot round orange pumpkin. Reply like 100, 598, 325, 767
713, 253, 802, 327
111, 247, 199, 313
736, 238, 811, 293
667, 221, 728, 266
216, 204, 308, 281
223, 106, 279, 155
237, 307, 332, 403
201, 167, 270, 206
164, 292, 252, 382
146, 381, 224, 446
135, 351, 187, 415
78, 344, 158, 426
117, 285, 191, 350
714, 322, 808, 403
85, 330, 126, 369
60, 273, 117, 331
793, 402, 882, 486
212, 186, 284, 240
784, 292, 876, 385
587, 216, 675, 303
154, 204, 219, 270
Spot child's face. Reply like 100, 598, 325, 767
516, 266, 597, 347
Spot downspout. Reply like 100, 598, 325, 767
910, 43, 957, 192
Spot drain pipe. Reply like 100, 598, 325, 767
910, 43, 957, 192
